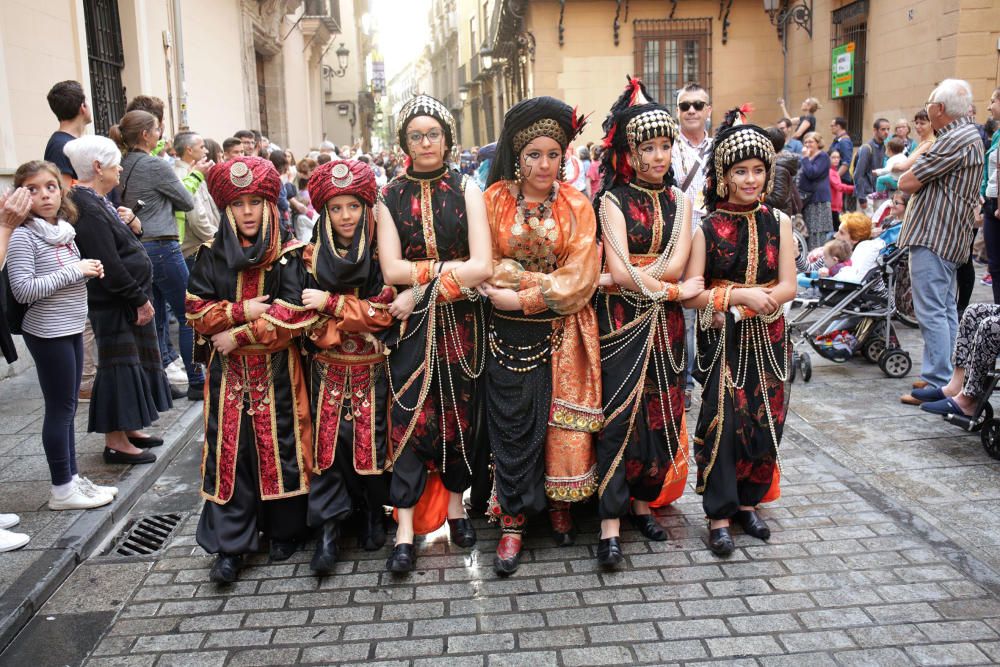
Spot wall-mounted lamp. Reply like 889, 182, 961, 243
322, 43, 350, 78
764, 0, 813, 40
479, 47, 493, 71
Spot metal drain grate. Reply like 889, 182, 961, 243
113, 513, 183, 557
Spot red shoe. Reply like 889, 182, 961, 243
494, 533, 523, 576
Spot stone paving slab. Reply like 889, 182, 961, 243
0, 369, 203, 649
75, 401, 1000, 665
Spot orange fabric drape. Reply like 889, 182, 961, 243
650, 412, 690, 508
761, 468, 781, 503
392, 471, 450, 535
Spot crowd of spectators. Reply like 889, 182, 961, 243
0, 80, 426, 552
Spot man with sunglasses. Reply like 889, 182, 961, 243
671, 84, 712, 229
671, 83, 712, 411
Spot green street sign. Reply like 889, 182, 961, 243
831, 42, 855, 98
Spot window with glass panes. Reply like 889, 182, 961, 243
633, 18, 712, 106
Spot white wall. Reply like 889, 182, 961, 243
179, 0, 248, 143
0, 0, 90, 173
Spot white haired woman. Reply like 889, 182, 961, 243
64, 135, 171, 465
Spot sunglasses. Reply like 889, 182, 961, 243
678, 101, 707, 112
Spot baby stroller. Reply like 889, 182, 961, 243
787, 242, 912, 382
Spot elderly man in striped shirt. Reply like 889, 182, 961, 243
899, 79, 985, 404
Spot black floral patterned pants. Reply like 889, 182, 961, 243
954, 303, 1000, 399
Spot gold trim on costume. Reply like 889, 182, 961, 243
420, 180, 438, 259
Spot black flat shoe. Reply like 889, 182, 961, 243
734, 510, 771, 541
102, 447, 156, 464
360, 509, 387, 551
310, 520, 339, 574
386, 543, 416, 573
187, 384, 205, 402
494, 534, 523, 576
127, 435, 163, 448
629, 513, 668, 541
269, 540, 298, 562
209, 554, 242, 583
708, 526, 735, 557
448, 517, 477, 548
596, 537, 624, 568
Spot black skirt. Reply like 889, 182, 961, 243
487, 312, 555, 518
88, 305, 172, 433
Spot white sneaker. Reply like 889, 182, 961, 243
0, 528, 29, 552
48, 484, 113, 511
165, 358, 187, 386
0, 513, 19, 530
76, 476, 118, 498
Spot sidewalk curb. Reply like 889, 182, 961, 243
0, 402, 203, 650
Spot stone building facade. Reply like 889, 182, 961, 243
0, 0, 342, 181
427, 0, 999, 148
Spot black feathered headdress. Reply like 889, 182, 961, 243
702, 105, 776, 212
486, 96, 587, 186
594, 76, 678, 201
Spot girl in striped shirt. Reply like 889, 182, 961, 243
6, 161, 117, 510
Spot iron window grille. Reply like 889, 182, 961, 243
633, 18, 713, 107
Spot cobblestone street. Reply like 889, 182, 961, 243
2, 293, 997, 666
2, 0, 998, 664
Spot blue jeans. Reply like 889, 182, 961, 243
909, 245, 959, 388
143, 240, 204, 385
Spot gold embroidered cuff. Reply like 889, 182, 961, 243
517, 286, 546, 315
437, 270, 464, 303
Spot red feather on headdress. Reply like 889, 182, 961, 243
571, 106, 589, 136
602, 122, 617, 149
627, 77, 642, 106
737, 103, 754, 124
619, 158, 635, 182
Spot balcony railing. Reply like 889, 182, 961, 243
300, 0, 340, 45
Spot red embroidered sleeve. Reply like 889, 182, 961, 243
229, 301, 247, 325
186, 294, 240, 336
320, 293, 342, 317
230, 324, 256, 348
260, 299, 320, 330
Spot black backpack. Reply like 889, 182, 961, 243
0, 265, 28, 336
